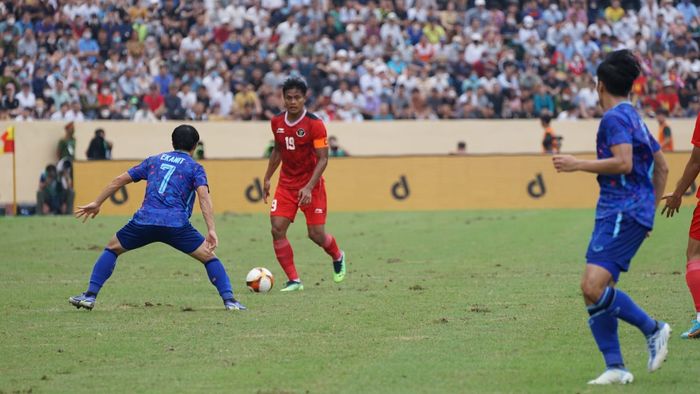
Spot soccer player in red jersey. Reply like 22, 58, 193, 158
661, 112, 700, 339
263, 78, 346, 291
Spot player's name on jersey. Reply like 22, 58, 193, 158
160, 153, 186, 165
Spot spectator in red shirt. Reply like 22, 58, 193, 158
657, 80, 682, 116
97, 85, 114, 108
143, 84, 165, 117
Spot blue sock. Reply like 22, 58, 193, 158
588, 287, 624, 368
610, 288, 657, 337
204, 258, 233, 301
86, 249, 118, 296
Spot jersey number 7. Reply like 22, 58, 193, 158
158, 163, 176, 194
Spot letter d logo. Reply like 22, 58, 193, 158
110, 186, 128, 205
527, 173, 546, 199
245, 178, 264, 203
391, 175, 410, 200
684, 181, 697, 197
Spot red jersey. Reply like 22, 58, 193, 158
692, 112, 700, 148
271, 110, 328, 189
692, 113, 700, 198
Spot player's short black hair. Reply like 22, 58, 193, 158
282, 78, 308, 96
172, 124, 200, 151
540, 114, 552, 125
596, 50, 640, 97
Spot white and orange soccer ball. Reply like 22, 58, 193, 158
246, 267, 274, 293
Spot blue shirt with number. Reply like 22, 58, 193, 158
595, 102, 660, 229
127, 151, 208, 227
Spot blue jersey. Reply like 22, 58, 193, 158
595, 102, 660, 229
127, 151, 208, 227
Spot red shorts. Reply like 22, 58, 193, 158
691, 203, 700, 241
270, 182, 327, 225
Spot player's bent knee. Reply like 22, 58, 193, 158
190, 245, 216, 263
271, 226, 286, 240
580, 279, 604, 301
106, 236, 127, 256
307, 230, 325, 244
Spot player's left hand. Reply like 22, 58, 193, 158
206, 230, 218, 252
552, 155, 579, 172
75, 202, 101, 223
298, 186, 312, 206
660, 193, 682, 217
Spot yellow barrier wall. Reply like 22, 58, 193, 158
73, 154, 699, 215
2, 119, 698, 205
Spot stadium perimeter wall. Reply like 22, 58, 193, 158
0, 119, 697, 207
72, 154, 699, 215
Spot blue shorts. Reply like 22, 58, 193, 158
116, 220, 205, 254
586, 212, 650, 282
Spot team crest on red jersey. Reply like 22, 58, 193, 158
296, 128, 306, 137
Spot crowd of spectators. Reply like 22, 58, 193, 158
1, 0, 700, 123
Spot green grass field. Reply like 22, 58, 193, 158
1, 209, 698, 393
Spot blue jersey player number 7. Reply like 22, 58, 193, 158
69, 125, 246, 312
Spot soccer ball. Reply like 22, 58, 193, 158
246, 267, 274, 293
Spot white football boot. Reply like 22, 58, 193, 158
587, 368, 634, 385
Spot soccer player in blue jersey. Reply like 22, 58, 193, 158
69, 124, 246, 311
552, 50, 670, 385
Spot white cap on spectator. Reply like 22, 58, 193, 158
471, 33, 482, 41
337, 49, 348, 58
524, 16, 534, 28
475, 0, 486, 6
388, 12, 398, 20
663, 79, 673, 87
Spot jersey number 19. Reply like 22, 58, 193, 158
285, 136, 295, 150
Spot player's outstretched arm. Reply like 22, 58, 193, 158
75, 172, 133, 222
662, 146, 700, 217
298, 147, 329, 206
651, 150, 669, 208
263, 143, 282, 204
196, 185, 218, 251
553, 144, 632, 175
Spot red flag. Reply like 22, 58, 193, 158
1, 126, 14, 154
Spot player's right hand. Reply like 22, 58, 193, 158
660, 193, 682, 218
263, 178, 271, 204
75, 202, 100, 223
206, 230, 219, 251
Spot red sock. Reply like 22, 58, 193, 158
273, 239, 298, 281
687, 260, 700, 312
323, 234, 342, 261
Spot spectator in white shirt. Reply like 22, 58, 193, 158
660, 0, 681, 24
276, 14, 300, 48
380, 13, 403, 48
331, 81, 355, 108
464, 33, 486, 65
180, 28, 203, 57
639, 0, 659, 24
202, 70, 224, 98
51, 102, 71, 121
222, 1, 246, 28
177, 84, 197, 111
16, 82, 36, 109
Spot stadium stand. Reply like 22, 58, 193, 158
1, 0, 700, 122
